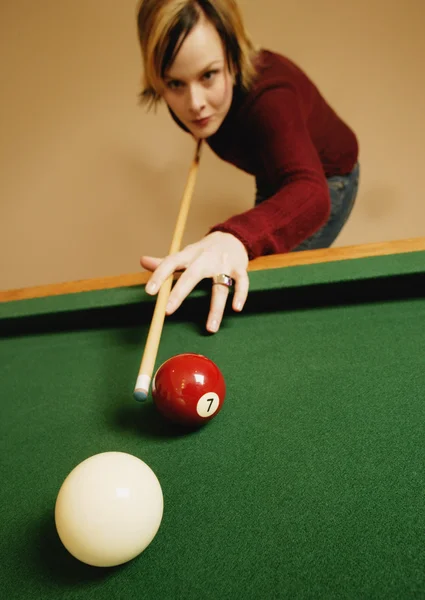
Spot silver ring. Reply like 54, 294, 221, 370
212, 273, 234, 288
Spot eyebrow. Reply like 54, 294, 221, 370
165, 60, 223, 81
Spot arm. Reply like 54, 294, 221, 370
209, 85, 331, 258
142, 86, 331, 332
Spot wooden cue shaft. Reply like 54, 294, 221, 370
133, 140, 203, 401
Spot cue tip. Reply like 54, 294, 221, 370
133, 374, 152, 402
133, 389, 148, 402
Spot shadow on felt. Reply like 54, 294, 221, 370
32, 513, 124, 585
109, 399, 204, 440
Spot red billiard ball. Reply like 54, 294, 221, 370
152, 353, 226, 427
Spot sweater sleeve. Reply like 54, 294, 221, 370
208, 85, 331, 259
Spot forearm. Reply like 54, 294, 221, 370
209, 180, 330, 259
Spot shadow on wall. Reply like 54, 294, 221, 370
358, 186, 399, 220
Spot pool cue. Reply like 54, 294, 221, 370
133, 139, 203, 401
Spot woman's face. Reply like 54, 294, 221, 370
161, 14, 234, 138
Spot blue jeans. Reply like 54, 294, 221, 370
255, 162, 360, 251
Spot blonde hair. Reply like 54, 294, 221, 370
136, 0, 259, 108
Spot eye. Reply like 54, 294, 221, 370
202, 69, 219, 82
166, 80, 183, 90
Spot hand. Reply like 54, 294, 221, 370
141, 232, 249, 333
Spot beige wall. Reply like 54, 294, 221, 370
1, 0, 424, 290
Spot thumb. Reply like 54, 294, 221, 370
140, 255, 163, 272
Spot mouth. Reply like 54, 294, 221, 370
192, 116, 212, 127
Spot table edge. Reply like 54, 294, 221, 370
1, 237, 425, 303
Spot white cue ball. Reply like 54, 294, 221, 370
54, 451, 163, 567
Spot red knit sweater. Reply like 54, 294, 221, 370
170, 50, 359, 259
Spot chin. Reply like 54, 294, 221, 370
190, 122, 221, 139
195, 129, 215, 139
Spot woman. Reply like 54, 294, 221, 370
136, 0, 359, 332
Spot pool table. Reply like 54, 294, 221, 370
1, 238, 425, 599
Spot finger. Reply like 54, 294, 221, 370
144, 251, 191, 295
140, 256, 163, 272
165, 260, 205, 314
232, 270, 249, 312
206, 282, 230, 333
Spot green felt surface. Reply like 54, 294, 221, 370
0, 252, 425, 599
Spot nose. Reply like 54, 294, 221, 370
187, 84, 206, 115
